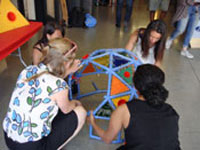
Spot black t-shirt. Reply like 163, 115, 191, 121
124, 99, 181, 150
33, 43, 45, 52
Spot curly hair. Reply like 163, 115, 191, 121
133, 64, 168, 107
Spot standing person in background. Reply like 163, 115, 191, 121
89, 64, 181, 150
3, 38, 86, 150
165, 0, 200, 59
116, 0, 134, 29
125, 20, 167, 67
149, 0, 171, 22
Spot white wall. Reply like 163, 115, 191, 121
23, 0, 36, 20
10, 0, 55, 20
10, 0, 36, 20
47, 0, 55, 18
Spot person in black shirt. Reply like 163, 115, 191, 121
89, 64, 181, 150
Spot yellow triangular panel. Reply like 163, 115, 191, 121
110, 76, 129, 96
93, 55, 109, 67
112, 95, 130, 107
0, 0, 30, 33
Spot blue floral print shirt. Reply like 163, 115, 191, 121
3, 63, 68, 143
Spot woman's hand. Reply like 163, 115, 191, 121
72, 100, 82, 107
70, 59, 82, 73
65, 59, 82, 77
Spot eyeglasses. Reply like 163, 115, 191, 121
63, 37, 77, 56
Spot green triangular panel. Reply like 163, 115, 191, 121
116, 66, 133, 85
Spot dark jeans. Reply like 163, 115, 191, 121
4, 110, 78, 150
116, 0, 134, 25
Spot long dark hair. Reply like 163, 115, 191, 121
133, 64, 168, 107
34, 21, 65, 47
141, 20, 167, 62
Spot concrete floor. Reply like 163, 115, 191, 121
1, 1, 200, 149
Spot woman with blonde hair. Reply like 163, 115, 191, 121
3, 38, 86, 150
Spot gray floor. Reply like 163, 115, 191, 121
1, 1, 200, 149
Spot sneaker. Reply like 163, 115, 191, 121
124, 21, 128, 28
181, 50, 194, 59
165, 39, 173, 49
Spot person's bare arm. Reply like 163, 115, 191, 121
89, 104, 129, 144
155, 60, 161, 68
125, 30, 139, 51
32, 45, 43, 65
64, 37, 78, 54
51, 89, 81, 114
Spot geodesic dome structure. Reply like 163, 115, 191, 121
68, 48, 142, 143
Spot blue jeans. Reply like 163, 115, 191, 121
170, 6, 199, 48
116, 0, 134, 25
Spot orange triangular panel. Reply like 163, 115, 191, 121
83, 63, 95, 73
110, 76, 129, 96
